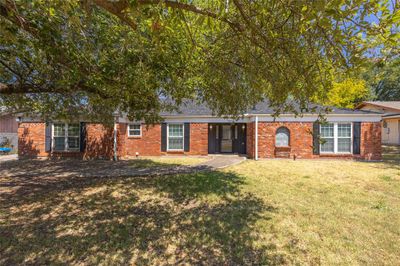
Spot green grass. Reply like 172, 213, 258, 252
1, 159, 399, 264
382, 153, 400, 161
382, 145, 400, 162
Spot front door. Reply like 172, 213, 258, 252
221, 125, 233, 153
233, 124, 247, 154
208, 123, 246, 154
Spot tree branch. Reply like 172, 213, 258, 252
92, 0, 137, 29
0, 0, 38, 36
91, 0, 241, 30
0, 59, 23, 80
139, 0, 238, 28
0, 82, 44, 94
0, 80, 111, 99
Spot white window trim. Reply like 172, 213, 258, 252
52, 123, 80, 152
127, 124, 142, 137
320, 122, 352, 154
167, 123, 184, 151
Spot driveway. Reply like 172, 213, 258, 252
0, 154, 17, 162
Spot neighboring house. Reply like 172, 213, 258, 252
356, 101, 400, 145
17, 101, 382, 160
0, 112, 18, 151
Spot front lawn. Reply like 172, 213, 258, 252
1, 159, 399, 264
130, 156, 208, 168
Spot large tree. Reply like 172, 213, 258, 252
325, 78, 370, 108
0, 0, 398, 122
364, 57, 400, 101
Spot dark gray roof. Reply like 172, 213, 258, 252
160, 99, 381, 116
383, 113, 400, 118
160, 101, 214, 116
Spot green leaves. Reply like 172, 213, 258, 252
0, 0, 398, 122
364, 57, 400, 101
48, 7, 56, 16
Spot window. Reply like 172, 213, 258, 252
222, 125, 231, 140
53, 123, 80, 151
54, 124, 66, 151
275, 127, 290, 147
128, 124, 141, 137
167, 124, 184, 150
320, 123, 334, 153
320, 123, 352, 153
337, 123, 351, 152
234, 125, 238, 139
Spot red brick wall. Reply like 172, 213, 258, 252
18, 123, 116, 159
360, 122, 382, 160
187, 123, 208, 155
121, 122, 208, 157
246, 122, 255, 158
257, 122, 314, 159
18, 121, 381, 160
84, 123, 114, 159
120, 123, 162, 157
18, 122, 208, 159
18, 122, 47, 157
252, 121, 382, 160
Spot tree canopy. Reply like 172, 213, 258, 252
364, 57, 400, 101
325, 78, 370, 108
0, 0, 399, 122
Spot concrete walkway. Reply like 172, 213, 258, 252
0, 154, 17, 162
201, 155, 246, 169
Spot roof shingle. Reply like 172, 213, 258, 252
160, 99, 380, 116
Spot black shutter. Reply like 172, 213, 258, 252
45, 122, 52, 152
161, 123, 167, 152
184, 123, 190, 152
80, 122, 86, 152
353, 122, 361, 154
208, 124, 215, 154
313, 121, 320, 155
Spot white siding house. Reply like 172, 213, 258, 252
356, 101, 400, 145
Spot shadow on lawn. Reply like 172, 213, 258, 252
0, 158, 192, 178
355, 158, 400, 170
0, 159, 207, 204
380, 160, 400, 170
377, 145, 400, 170
0, 170, 282, 265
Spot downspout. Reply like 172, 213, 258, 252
255, 115, 258, 160
112, 111, 119, 161
113, 120, 118, 161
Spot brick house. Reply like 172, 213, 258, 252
17, 101, 383, 160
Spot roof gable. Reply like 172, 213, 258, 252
356, 101, 400, 112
